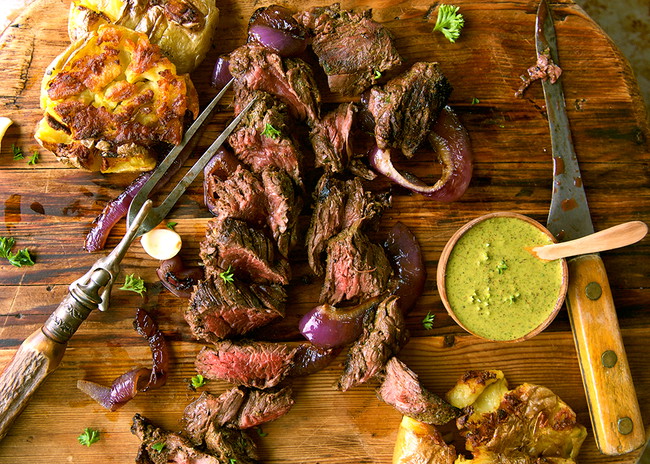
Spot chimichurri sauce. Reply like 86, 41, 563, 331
445, 217, 564, 341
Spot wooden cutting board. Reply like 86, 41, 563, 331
0, 0, 648, 462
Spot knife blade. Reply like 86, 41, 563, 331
536, 0, 645, 455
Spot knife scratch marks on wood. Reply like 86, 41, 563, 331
0, 30, 35, 108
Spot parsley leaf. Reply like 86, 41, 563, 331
471, 97, 480, 105
190, 374, 207, 389
166, 221, 177, 230
229, 459, 237, 464
120, 274, 146, 295
0, 237, 16, 259
11, 144, 24, 160
496, 260, 508, 274
77, 428, 100, 447
373, 69, 382, 80
422, 311, 436, 330
151, 442, 166, 452
261, 123, 281, 139
219, 265, 234, 283
433, 4, 464, 43
256, 427, 268, 437
28, 151, 39, 165
0, 237, 35, 267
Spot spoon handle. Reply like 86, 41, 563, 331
532, 221, 647, 261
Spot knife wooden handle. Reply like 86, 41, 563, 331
566, 254, 646, 455
0, 328, 66, 441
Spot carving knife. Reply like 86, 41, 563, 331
536, 0, 645, 455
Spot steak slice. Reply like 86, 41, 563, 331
204, 164, 267, 228
229, 43, 320, 124
310, 102, 356, 173
196, 340, 298, 389
306, 175, 391, 275
295, 4, 402, 95
262, 167, 302, 257
337, 296, 409, 391
320, 225, 392, 305
186, 275, 286, 343
183, 386, 294, 441
367, 62, 452, 158
200, 217, 290, 285
202, 423, 259, 464
228, 91, 303, 186
131, 413, 258, 464
376, 357, 461, 425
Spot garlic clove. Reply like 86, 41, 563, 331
141, 228, 182, 260
0, 117, 13, 150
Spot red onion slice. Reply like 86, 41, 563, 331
368, 106, 473, 202
385, 222, 426, 315
156, 255, 204, 298
288, 344, 342, 377
247, 5, 307, 57
212, 56, 233, 90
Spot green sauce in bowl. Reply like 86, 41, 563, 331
438, 213, 568, 342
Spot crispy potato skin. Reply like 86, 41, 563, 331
35, 24, 199, 173
393, 416, 457, 464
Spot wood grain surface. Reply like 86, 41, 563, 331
0, 0, 649, 463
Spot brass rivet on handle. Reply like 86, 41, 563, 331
601, 350, 618, 368
585, 281, 602, 300
617, 417, 634, 435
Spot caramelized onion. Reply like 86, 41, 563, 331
211, 56, 233, 90
299, 297, 380, 348
288, 344, 342, 377
247, 5, 307, 57
156, 255, 204, 298
77, 309, 168, 410
385, 222, 426, 314
368, 106, 473, 202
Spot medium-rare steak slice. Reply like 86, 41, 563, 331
262, 167, 302, 257
310, 102, 356, 173
376, 357, 461, 425
367, 62, 452, 158
196, 340, 298, 389
131, 413, 258, 464
306, 175, 390, 275
320, 224, 392, 305
200, 217, 290, 285
229, 43, 320, 123
228, 91, 303, 186
295, 4, 402, 95
337, 296, 409, 391
183, 386, 294, 442
186, 275, 286, 343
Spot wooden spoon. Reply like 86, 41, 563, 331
529, 221, 648, 261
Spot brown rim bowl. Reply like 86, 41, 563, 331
436, 212, 569, 342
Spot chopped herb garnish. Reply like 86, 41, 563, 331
151, 442, 166, 453
505, 292, 521, 304
256, 427, 268, 437
433, 4, 464, 43
120, 274, 146, 295
422, 311, 436, 330
496, 260, 508, 274
219, 265, 234, 283
77, 428, 100, 447
0, 236, 35, 267
11, 144, 24, 160
373, 69, 382, 80
261, 123, 281, 139
28, 150, 39, 165
229, 459, 237, 464
166, 221, 177, 230
471, 97, 480, 105
190, 374, 207, 389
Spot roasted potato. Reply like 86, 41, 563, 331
393, 416, 457, 464
35, 24, 199, 173
68, 0, 219, 74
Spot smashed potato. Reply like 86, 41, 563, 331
393, 416, 456, 464
68, 0, 219, 74
35, 24, 199, 173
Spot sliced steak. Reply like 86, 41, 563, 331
262, 167, 302, 257
310, 102, 356, 173
200, 217, 290, 285
196, 340, 298, 389
228, 91, 303, 186
295, 4, 402, 95
183, 385, 294, 441
337, 296, 409, 391
186, 275, 286, 343
204, 164, 267, 228
367, 62, 452, 157
229, 43, 320, 123
320, 225, 392, 305
202, 423, 259, 464
306, 175, 390, 275
376, 357, 461, 425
